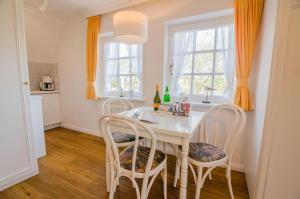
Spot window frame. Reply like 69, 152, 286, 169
98, 33, 144, 98
163, 9, 235, 103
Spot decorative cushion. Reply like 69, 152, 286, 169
120, 146, 166, 173
181, 143, 226, 162
112, 132, 136, 144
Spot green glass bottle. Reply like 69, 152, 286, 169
163, 86, 170, 104
153, 85, 161, 111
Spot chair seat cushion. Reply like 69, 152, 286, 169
120, 146, 166, 173
112, 132, 136, 143
182, 143, 226, 162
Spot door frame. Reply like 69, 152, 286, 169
254, 0, 300, 198
0, 0, 38, 191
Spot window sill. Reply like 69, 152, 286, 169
98, 95, 147, 103
189, 101, 232, 111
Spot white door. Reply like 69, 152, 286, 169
0, 0, 38, 191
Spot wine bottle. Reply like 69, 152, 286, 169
163, 86, 170, 104
153, 85, 161, 111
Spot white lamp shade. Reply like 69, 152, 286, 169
113, 10, 148, 44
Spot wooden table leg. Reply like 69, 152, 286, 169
106, 150, 110, 192
180, 138, 189, 199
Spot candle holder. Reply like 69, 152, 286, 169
202, 86, 215, 104
119, 87, 124, 97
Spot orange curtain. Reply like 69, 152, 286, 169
86, 16, 100, 100
234, 0, 264, 110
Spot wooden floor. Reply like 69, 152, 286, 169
0, 128, 249, 199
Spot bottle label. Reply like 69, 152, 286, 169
153, 103, 160, 110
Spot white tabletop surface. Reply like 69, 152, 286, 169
120, 106, 205, 137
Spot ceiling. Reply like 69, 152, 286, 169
24, 0, 151, 19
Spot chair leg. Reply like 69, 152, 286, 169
195, 166, 203, 199
141, 176, 150, 199
116, 147, 120, 186
132, 177, 135, 188
110, 169, 115, 192
132, 178, 141, 199
173, 156, 181, 187
106, 151, 111, 192
209, 171, 212, 180
109, 177, 117, 199
162, 166, 168, 199
226, 167, 234, 199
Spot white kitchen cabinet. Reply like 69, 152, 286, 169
31, 92, 61, 129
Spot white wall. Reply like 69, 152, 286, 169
58, 19, 102, 134
24, 9, 64, 63
57, 0, 249, 171
243, 0, 279, 197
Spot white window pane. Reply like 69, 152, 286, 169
131, 58, 138, 74
194, 53, 213, 73
183, 54, 193, 73
131, 45, 138, 56
107, 43, 118, 59
178, 75, 192, 95
120, 76, 130, 91
213, 75, 227, 95
106, 60, 118, 75
106, 76, 119, 91
215, 52, 225, 73
103, 41, 143, 96
132, 76, 141, 92
217, 27, 229, 50
119, 59, 130, 74
174, 31, 194, 53
196, 29, 215, 51
193, 75, 212, 95
119, 43, 129, 57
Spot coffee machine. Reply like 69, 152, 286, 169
40, 75, 54, 91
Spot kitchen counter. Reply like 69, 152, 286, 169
31, 90, 60, 95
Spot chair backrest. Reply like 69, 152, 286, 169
99, 115, 157, 175
200, 104, 246, 159
101, 97, 134, 115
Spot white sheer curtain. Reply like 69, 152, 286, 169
135, 44, 143, 97
170, 31, 194, 97
103, 42, 118, 95
219, 24, 235, 100
103, 41, 143, 97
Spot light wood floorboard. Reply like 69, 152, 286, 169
0, 127, 249, 199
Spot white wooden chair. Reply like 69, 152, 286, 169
173, 104, 246, 199
99, 115, 168, 199
101, 97, 136, 147
101, 97, 142, 192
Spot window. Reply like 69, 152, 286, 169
166, 16, 235, 102
100, 37, 143, 98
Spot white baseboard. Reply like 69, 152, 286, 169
44, 123, 61, 130
60, 123, 101, 137
231, 162, 245, 173
0, 167, 38, 191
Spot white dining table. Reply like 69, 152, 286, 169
114, 106, 205, 199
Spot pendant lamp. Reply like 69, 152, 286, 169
113, 10, 148, 44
